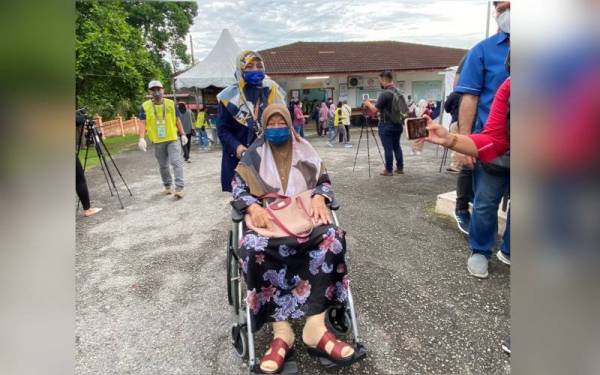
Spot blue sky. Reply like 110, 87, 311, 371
187, 0, 491, 60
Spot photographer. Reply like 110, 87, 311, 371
137, 80, 187, 198
363, 70, 407, 176
75, 112, 102, 217
76, 157, 102, 217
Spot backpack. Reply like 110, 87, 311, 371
389, 88, 409, 125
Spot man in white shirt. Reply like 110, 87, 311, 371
341, 100, 352, 144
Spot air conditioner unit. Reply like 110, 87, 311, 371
348, 76, 362, 87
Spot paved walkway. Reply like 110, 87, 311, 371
76, 127, 510, 374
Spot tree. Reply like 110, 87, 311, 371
75, 1, 198, 119
123, 1, 198, 75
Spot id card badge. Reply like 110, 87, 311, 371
156, 120, 167, 138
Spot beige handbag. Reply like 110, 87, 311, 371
245, 190, 323, 239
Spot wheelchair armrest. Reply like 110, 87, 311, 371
231, 207, 244, 223
328, 198, 340, 211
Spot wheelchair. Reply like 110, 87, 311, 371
226, 198, 367, 374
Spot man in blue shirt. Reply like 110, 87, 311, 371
454, 1, 510, 278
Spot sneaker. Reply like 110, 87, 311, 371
84, 207, 102, 217
496, 250, 511, 265
446, 167, 460, 173
326, 141, 334, 147
453, 209, 470, 235
186, 159, 192, 163
379, 170, 393, 176
467, 253, 489, 278
163, 185, 173, 195
344, 143, 353, 148
174, 186, 184, 199
394, 168, 404, 175
501, 336, 511, 355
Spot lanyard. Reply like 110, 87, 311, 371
151, 101, 166, 123
239, 88, 262, 126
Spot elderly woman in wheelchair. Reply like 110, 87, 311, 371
229, 104, 365, 373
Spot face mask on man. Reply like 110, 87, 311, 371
264, 127, 290, 145
152, 90, 163, 101
496, 9, 510, 34
242, 70, 265, 86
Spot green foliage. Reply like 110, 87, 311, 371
76, 1, 198, 119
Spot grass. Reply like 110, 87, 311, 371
78, 134, 138, 169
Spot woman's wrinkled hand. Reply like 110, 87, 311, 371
247, 203, 272, 229
311, 194, 332, 225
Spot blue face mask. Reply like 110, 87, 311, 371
242, 70, 265, 86
264, 127, 290, 145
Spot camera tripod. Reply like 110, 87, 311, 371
352, 113, 385, 177
76, 110, 132, 209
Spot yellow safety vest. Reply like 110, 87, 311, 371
195, 111, 207, 128
142, 99, 178, 144
333, 108, 343, 127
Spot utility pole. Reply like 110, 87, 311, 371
171, 57, 177, 103
189, 34, 195, 65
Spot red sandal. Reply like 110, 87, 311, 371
259, 337, 294, 374
305, 330, 362, 367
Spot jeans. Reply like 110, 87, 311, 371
154, 140, 184, 188
293, 125, 304, 138
469, 162, 510, 257
456, 167, 474, 211
196, 128, 209, 147
327, 120, 335, 142
378, 123, 403, 172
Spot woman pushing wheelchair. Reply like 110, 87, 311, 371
231, 103, 365, 373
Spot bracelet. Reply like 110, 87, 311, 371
446, 134, 458, 149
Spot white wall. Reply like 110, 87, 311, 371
273, 70, 446, 108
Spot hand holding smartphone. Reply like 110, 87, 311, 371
406, 117, 429, 140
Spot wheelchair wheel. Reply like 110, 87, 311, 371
325, 304, 352, 336
231, 324, 248, 359
227, 230, 234, 306
227, 230, 241, 313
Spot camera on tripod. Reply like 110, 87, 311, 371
76, 108, 103, 148
75, 107, 132, 208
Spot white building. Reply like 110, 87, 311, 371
260, 41, 466, 110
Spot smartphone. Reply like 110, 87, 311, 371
406, 117, 429, 140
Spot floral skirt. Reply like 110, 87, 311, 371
238, 224, 349, 332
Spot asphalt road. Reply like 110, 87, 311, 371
76, 127, 510, 374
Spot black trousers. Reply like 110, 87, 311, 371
183, 132, 193, 160
76, 157, 91, 210
456, 167, 473, 212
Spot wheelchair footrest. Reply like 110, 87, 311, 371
316, 342, 367, 369
251, 358, 299, 374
